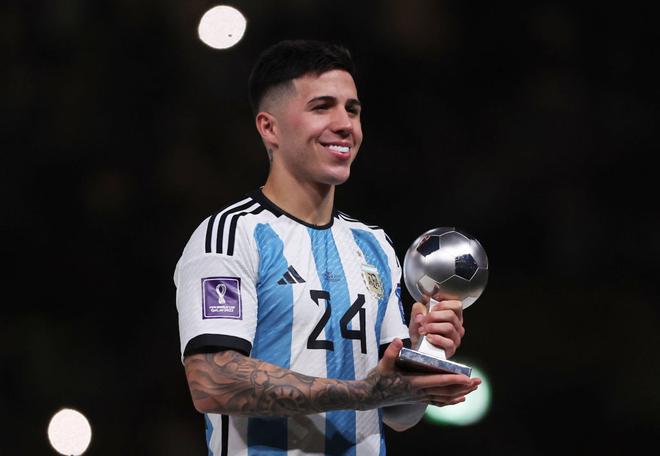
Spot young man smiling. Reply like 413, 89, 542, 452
174, 40, 480, 455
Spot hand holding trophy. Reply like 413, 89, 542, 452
396, 227, 488, 376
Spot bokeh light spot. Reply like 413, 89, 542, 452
198, 5, 247, 49
424, 364, 492, 426
47, 408, 92, 455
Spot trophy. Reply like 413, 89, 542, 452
396, 227, 489, 376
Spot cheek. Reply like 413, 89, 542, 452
308, 121, 328, 139
354, 125, 364, 147
289, 115, 324, 136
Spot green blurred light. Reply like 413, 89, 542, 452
424, 364, 491, 426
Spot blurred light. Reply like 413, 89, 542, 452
198, 5, 247, 50
47, 408, 92, 455
424, 364, 492, 426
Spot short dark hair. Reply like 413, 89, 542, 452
248, 40, 356, 114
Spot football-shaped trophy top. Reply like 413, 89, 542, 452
403, 227, 488, 309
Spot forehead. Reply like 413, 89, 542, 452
291, 69, 358, 101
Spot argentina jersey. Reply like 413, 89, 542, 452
174, 189, 410, 456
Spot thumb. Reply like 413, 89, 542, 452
409, 302, 428, 348
411, 301, 428, 321
379, 338, 404, 373
409, 301, 427, 331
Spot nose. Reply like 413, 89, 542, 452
330, 108, 354, 137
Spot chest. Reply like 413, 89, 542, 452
253, 224, 392, 358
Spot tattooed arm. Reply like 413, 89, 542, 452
184, 338, 479, 417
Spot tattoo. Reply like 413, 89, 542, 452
184, 351, 423, 416
361, 368, 420, 409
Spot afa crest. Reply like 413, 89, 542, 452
361, 263, 384, 300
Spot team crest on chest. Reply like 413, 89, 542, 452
361, 263, 384, 300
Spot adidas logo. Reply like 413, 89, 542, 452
277, 266, 306, 285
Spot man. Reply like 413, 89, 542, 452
174, 40, 481, 455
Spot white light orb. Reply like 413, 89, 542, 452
47, 408, 92, 455
198, 5, 247, 49
424, 365, 492, 426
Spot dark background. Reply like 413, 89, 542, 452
2, 0, 658, 454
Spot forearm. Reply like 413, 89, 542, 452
184, 351, 416, 417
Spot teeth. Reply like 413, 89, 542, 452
327, 144, 350, 153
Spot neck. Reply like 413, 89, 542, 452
262, 174, 335, 227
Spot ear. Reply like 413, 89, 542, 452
255, 112, 279, 149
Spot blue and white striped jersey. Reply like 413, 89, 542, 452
174, 189, 410, 456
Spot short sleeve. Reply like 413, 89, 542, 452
174, 217, 259, 361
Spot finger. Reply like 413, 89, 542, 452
410, 302, 427, 327
422, 333, 459, 357
426, 382, 479, 399
429, 395, 466, 407
425, 309, 462, 327
421, 322, 458, 337
379, 337, 404, 373
431, 299, 462, 312
418, 376, 481, 400
408, 302, 428, 345
426, 390, 470, 403
431, 300, 463, 322
407, 373, 472, 390
411, 301, 427, 316
425, 380, 478, 395
419, 322, 465, 347
420, 322, 462, 356
444, 396, 466, 406
422, 310, 465, 342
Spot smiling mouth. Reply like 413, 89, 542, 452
321, 143, 351, 154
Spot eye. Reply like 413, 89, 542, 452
312, 104, 329, 111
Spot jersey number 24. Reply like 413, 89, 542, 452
307, 289, 367, 354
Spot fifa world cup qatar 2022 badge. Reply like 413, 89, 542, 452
396, 227, 489, 376
201, 277, 242, 319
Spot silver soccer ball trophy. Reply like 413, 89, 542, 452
396, 227, 489, 376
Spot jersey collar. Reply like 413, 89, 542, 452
250, 188, 337, 230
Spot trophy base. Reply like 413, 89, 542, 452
396, 348, 472, 376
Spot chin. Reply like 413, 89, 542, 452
326, 171, 351, 186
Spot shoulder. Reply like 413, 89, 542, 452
180, 191, 281, 260
335, 210, 396, 250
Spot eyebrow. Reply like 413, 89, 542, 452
307, 96, 362, 108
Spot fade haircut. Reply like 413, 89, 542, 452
248, 40, 356, 115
